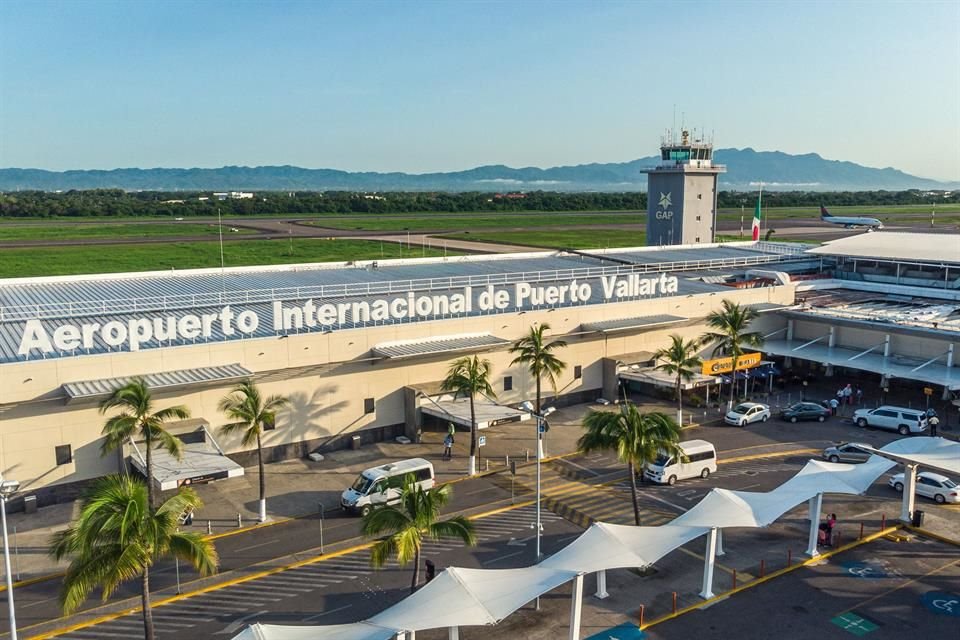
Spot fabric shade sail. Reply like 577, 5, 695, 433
859, 437, 960, 476
368, 566, 578, 631
231, 622, 397, 640
540, 522, 708, 574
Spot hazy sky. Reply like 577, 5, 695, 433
1, 0, 958, 181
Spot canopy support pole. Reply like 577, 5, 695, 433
900, 463, 918, 524
568, 573, 584, 640
448, 627, 459, 640
806, 492, 823, 558
716, 528, 725, 557
594, 569, 609, 599
699, 527, 718, 600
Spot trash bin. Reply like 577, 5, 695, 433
425, 559, 436, 582
911, 510, 924, 528
23, 495, 37, 514
350, 435, 362, 450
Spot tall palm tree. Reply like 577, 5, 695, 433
362, 478, 475, 593
50, 475, 218, 640
654, 334, 703, 425
702, 299, 764, 409
578, 405, 682, 526
509, 323, 568, 414
441, 355, 495, 476
100, 378, 189, 508
218, 380, 290, 523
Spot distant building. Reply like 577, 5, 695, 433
643, 129, 725, 246
212, 192, 254, 200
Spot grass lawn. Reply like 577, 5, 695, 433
0, 238, 455, 278
445, 229, 647, 250
307, 212, 641, 232
0, 222, 251, 241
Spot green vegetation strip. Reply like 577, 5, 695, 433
0, 239, 455, 278
0, 223, 249, 241
307, 212, 640, 232
446, 229, 647, 250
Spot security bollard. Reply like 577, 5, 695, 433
526, 449, 530, 463
672, 591, 677, 614
859, 522, 864, 540
759, 559, 765, 578
505, 454, 509, 468
485, 460, 489, 472
732, 569, 737, 589
881, 514, 886, 530
638, 605, 644, 628
237, 513, 242, 528
207, 520, 212, 535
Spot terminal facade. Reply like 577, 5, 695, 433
0, 233, 957, 506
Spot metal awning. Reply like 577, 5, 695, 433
618, 367, 720, 390
128, 421, 244, 491
373, 333, 510, 360
63, 364, 253, 402
746, 302, 791, 314
762, 339, 960, 390
581, 314, 688, 334
420, 398, 532, 430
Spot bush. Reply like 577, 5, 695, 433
687, 394, 705, 408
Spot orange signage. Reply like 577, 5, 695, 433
701, 352, 763, 375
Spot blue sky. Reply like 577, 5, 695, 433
1, 0, 957, 181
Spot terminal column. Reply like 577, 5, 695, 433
806, 492, 823, 557
899, 463, 918, 524
825, 327, 836, 377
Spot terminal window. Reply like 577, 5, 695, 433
574, 365, 582, 379
55, 444, 72, 466
364, 398, 376, 414
503, 376, 513, 391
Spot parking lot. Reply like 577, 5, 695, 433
645, 534, 960, 640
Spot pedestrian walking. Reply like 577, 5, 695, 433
829, 397, 839, 416
927, 410, 940, 437
842, 384, 853, 405
442, 433, 454, 460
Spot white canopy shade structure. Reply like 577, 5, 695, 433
368, 566, 578, 631
858, 436, 960, 476
420, 398, 532, 430
540, 522, 708, 574
618, 367, 720, 390
231, 622, 397, 640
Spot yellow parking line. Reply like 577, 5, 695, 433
720, 448, 820, 464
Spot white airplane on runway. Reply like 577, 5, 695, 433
820, 205, 884, 230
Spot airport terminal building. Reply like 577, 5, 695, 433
1, 234, 957, 505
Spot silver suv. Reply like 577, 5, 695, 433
852, 405, 927, 436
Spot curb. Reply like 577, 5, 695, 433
639, 524, 903, 631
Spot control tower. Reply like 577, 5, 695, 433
643, 129, 725, 246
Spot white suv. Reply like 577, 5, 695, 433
724, 402, 771, 427
853, 405, 927, 436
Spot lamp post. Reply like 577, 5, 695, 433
0, 478, 20, 640
519, 403, 555, 567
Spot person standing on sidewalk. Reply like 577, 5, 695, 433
842, 384, 853, 406
829, 397, 839, 416
443, 433, 454, 460
447, 421, 456, 444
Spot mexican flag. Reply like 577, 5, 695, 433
751, 189, 762, 240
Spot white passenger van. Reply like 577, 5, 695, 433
341, 458, 435, 516
643, 440, 717, 486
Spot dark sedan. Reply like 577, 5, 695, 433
780, 402, 830, 423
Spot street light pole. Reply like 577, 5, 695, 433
0, 478, 20, 640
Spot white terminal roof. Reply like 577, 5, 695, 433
806, 232, 960, 265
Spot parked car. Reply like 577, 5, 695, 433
724, 402, 771, 427
853, 406, 928, 436
823, 442, 872, 463
888, 471, 960, 504
643, 440, 718, 485
780, 402, 830, 423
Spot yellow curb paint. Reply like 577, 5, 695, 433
906, 526, 960, 548
0, 571, 67, 594
719, 448, 820, 464
639, 525, 902, 631
27, 498, 542, 639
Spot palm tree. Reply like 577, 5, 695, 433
509, 323, 568, 415
702, 300, 764, 409
218, 381, 290, 523
362, 478, 476, 593
50, 475, 218, 640
578, 405, 682, 526
441, 355, 495, 476
653, 334, 703, 425
100, 378, 189, 508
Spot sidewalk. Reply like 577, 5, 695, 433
0, 395, 683, 586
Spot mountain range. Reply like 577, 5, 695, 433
2, 148, 956, 192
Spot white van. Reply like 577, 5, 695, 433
643, 440, 717, 486
340, 458, 435, 516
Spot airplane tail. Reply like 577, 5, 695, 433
819, 205, 833, 220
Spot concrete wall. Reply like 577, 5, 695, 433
0, 284, 795, 496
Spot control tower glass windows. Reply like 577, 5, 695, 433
669, 149, 691, 162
